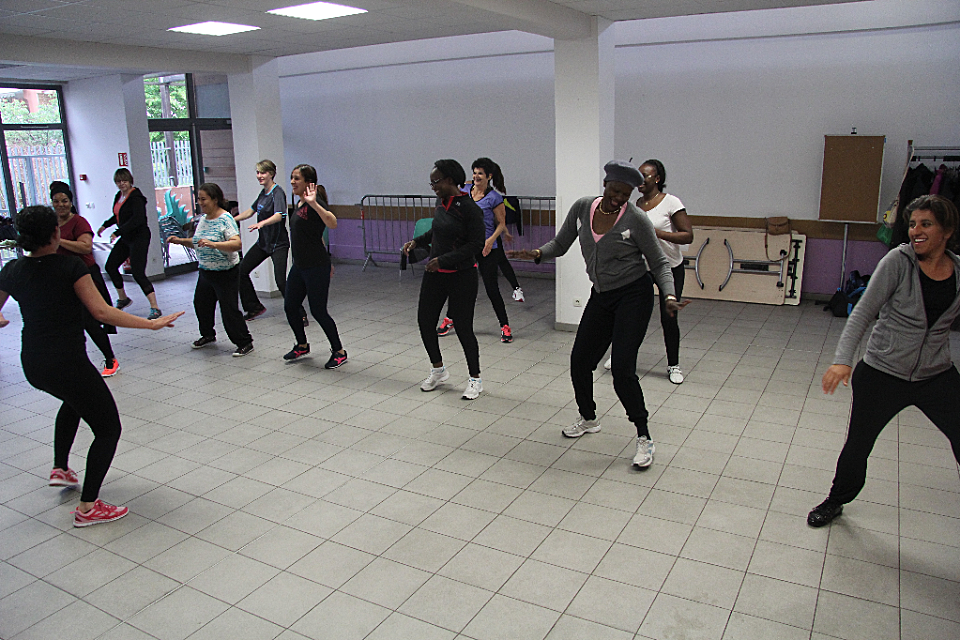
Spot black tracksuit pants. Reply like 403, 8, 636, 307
194, 266, 252, 348
571, 275, 655, 438
419, 268, 480, 377
829, 361, 960, 504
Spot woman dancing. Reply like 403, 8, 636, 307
51, 181, 120, 376
604, 159, 692, 384
98, 168, 162, 319
0, 205, 183, 526
808, 195, 960, 527
404, 159, 485, 399
281, 164, 347, 369
510, 161, 681, 468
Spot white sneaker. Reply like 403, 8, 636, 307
667, 365, 684, 384
603, 357, 612, 371
563, 416, 601, 438
512, 287, 525, 302
633, 436, 655, 468
420, 367, 450, 391
462, 377, 482, 400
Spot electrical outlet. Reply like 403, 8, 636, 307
573, 298, 583, 307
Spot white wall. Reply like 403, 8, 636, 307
65, 75, 131, 228
279, 32, 556, 204
277, 0, 960, 214
615, 23, 960, 220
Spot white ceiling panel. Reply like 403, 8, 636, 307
0, 0, 874, 80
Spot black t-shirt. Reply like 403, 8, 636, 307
0, 254, 89, 356
289, 200, 330, 269
918, 267, 957, 327
251, 185, 289, 253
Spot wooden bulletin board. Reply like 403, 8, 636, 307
818, 135, 885, 223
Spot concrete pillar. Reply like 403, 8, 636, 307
553, 17, 615, 329
120, 75, 164, 280
228, 57, 286, 297
65, 74, 162, 280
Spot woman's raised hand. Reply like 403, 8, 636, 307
303, 183, 317, 205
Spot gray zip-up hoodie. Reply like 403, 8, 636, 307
834, 244, 960, 381
538, 196, 675, 297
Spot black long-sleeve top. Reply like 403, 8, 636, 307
413, 194, 484, 271
101, 188, 148, 237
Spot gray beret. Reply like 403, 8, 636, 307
603, 160, 643, 189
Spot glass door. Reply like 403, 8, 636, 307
150, 128, 197, 268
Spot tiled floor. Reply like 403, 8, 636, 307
1, 264, 959, 640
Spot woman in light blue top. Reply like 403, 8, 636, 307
167, 183, 253, 356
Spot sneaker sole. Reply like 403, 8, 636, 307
325, 360, 348, 369
421, 374, 450, 392
192, 341, 215, 349
562, 426, 601, 438
49, 480, 80, 488
74, 510, 128, 527
102, 370, 119, 377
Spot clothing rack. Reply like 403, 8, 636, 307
908, 142, 960, 164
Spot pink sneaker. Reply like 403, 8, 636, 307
73, 500, 129, 527
50, 468, 80, 488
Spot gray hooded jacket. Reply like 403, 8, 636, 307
834, 244, 960, 381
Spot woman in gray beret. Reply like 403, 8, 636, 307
509, 160, 683, 469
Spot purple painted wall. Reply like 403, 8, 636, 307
802, 238, 890, 295
330, 223, 890, 295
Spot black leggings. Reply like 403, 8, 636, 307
23, 354, 122, 503
238, 244, 305, 318
571, 275, 655, 438
83, 266, 115, 362
285, 263, 342, 351
477, 247, 509, 327
829, 361, 960, 504
105, 226, 154, 296
495, 243, 520, 290
194, 266, 252, 348
419, 268, 481, 377
659, 264, 685, 366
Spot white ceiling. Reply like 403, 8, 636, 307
0, 0, 866, 81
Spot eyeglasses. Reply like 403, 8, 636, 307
640, 174, 656, 182
429, 177, 445, 187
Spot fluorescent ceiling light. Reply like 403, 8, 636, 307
169, 21, 260, 36
268, 1, 366, 21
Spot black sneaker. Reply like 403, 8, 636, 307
325, 350, 348, 369
115, 297, 132, 310
243, 307, 266, 321
284, 344, 310, 361
807, 498, 843, 527
437, 317, 454, 336
233, 343, 254, 357
192, 336, 216, 349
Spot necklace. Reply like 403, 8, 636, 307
598, 200, 619, 215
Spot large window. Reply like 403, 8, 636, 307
145, 74, 233, 269
0, 85, 72, 217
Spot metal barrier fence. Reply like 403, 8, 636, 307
359, 194, 556, 270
